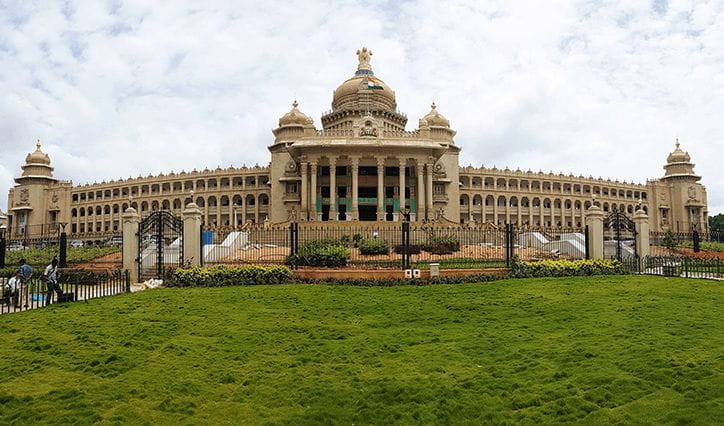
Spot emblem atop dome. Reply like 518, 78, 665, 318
356, 47, 372, 72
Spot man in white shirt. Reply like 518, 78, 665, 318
43, 258, 64, 304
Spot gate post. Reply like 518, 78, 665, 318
585, 204, 604, 259
182, 201, 203, 267
122, 206, 141, 283
633, 208, 650, 258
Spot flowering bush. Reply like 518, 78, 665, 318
168, 265, 292, 287
510, 258, 623, 278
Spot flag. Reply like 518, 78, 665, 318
367, 77, 384, 90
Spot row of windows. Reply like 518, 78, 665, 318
459, 177, 647, 199
459, 195, 646, 213
70, 195, 270, 217
71, 176, 270, 202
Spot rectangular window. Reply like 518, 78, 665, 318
321, 166, 330, 176
336, 166, 347, 176
285, 183, 298, 193
385, 167, 399, 177
434, 184, 445, 194
385, 186, 395, 198
337, 186, 347, 197
321, 186, 330, 197
404, 187, 410, 198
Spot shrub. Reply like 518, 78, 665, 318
297, 273, 503, 287
423, 235, 460, 255
510, 259, 623, 278
169, 265, 292, 287
358, 239, 390, 255
394, 244, 422, 255
287, 238, 350, 267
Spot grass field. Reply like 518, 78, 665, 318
0, 276, 721, 424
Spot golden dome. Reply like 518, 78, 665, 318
422, 102, 450, 128
331, 47, 396, 111
666, 139, 691, 163
278, 100, 313, 127
25, 141, 51, 165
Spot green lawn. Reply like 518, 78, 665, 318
0, 276, 722, 424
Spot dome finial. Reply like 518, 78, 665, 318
431, 101, 436, 110
36, 139, 41, 149
675, 137, 680, 149
356, 47, 372, 71
292, 99, 298, 108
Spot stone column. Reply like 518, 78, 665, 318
416, 162, 425, 222
633, 208, 650, 258
377, 157, 385, 221
585, 204, 605, 259
310, 162, 318, 221
122, 207, 140, 283
351, 157, 359, 220
255, 196, 260, 224
329, 158, 337, 221
182, 201, 203, 266
426, 162, 433, 220
398, 157, 406, 220
300, 161, 308, 221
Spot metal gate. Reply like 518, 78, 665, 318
138, 211, 184, 280
603, 207, 637, 261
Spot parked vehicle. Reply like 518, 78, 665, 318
70, 240, 84, 248
7, 243, 25, 251
107, 236, 123, 246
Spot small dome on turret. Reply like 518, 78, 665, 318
662, 138, 699, 181
278, 100, 313, 127
25, 141, 51, 165
666, 139, 691, 163
422, 102, 450, 128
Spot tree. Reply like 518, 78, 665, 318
662, 229, 679, 255
709, 213, 724, 231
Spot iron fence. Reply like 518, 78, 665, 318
200, 223, 590, 270
0, 270, 130, 315
621, 256, 723, 280
649, 229, 723, 256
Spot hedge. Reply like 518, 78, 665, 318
510, 258, 624, 278
168, 265, 292, 287
358, 238, 390, 255
286, 239, 350, 267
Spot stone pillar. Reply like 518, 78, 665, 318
310, 162, 318, 221
300, 161, 308, 220
398, 157, 406, 219
351, 157, 359, 220
416, 162, 425, 221
329, 158, 337, 221
633, 208, 650, 258
255, 196, 260, 224
182, 202, 203, 266
122, 207, 140, 283
585, 204, 605, 259
377, 157, 385, 221
426, 162, 433, 220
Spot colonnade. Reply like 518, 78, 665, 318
297, 155, 436, 222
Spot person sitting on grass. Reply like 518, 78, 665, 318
43, 258, 64, 304
16, 259, 33, 308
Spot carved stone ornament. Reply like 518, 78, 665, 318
687, 186, 697, 201
51, 193, 59, 204
18, 188, 29, 205
285, 160, 297, 173
288, 208, 297, 222
433, 161, 446, 176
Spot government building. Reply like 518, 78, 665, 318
3, 48, 710, 241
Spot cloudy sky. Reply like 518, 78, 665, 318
1, 0, 722, 214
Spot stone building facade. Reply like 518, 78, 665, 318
4, 48, 709, 241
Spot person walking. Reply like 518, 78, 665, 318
43, 258, 64, 304
16, 259, 33, 308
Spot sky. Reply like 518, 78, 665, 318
0, 0, 722, 215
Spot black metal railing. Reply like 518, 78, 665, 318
0, 270, 130, 315
199, 223, 590, 270
621, 255, 723, 279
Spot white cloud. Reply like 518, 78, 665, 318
0, 0, 722, 216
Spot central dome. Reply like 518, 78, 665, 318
331, 47, 397, 112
